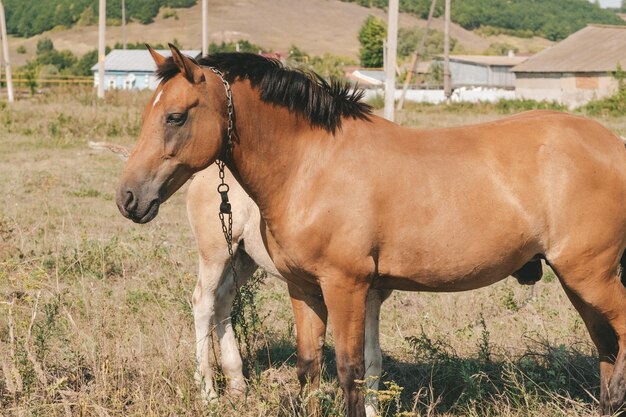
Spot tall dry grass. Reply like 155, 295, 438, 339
1, 88, 625, 416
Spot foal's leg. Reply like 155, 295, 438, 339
193, 247, 253, 400
288, 284, 328, 416
320, 276, 370, 417
193, 253, 230, 401
364, 289, 391, 417
214, 250, 258, 396
553, 256, 626, 415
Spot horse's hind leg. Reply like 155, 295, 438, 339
214, 249, 257, 396
552, 256, 626, 415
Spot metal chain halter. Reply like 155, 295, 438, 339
208, 67, 237, 280
208, 67, 260, 362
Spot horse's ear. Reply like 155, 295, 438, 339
146, 44, 166, 66
168, 43, 205, 84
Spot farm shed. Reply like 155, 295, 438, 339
91, 49, 201, 91
435, 55, 527, 89
512, 25, 626, 107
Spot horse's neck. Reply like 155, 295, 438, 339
227, 82, 321, 221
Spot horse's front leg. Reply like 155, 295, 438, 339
288, 283, 328, 416
320, 274, 370, 417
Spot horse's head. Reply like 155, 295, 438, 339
116, 45, 228, 223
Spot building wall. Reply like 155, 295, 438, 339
450, 62, 516, 88
362, 87, 516, 104
489, 66, 516, 88
93, 71, 158, 91
515, 72, 618, 107
451, 61, 488, 86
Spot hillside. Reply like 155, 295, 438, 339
3, 0, 196, 37
340, 0, 625, 40
6, 0, 552, 68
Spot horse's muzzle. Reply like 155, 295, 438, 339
116, 188, 160, 224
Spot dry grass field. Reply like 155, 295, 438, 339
1, 88, 626, 416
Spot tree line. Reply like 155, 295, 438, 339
4, 0, 196, 38
341, 0, 625, 40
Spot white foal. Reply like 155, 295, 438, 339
186, 164, 390, 416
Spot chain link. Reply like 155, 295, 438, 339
209, 67, 238, 282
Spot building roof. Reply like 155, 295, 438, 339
91, 49, 202, 72
350, 64, 431, 86
447, 55, 528, 67
351, 70, 385, 86
513, 25, 626, 73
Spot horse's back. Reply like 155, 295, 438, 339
292, 111, 626, 291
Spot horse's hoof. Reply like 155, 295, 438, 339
365, 404, 378, 417
227, 379, 247, 397
201, 390, 219, 405
600, 399, 626, 416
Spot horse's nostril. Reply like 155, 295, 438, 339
125, 190, 138, 212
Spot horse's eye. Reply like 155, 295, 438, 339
166, 112, 187, 127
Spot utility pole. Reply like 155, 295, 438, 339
384, 0, 399, 121
202, 0, 208, 56
397, 0, 437, 110
98, 0, 106, 98
0, 0, 14, 103
443, 0, 452, 102
122, 0, 126, 49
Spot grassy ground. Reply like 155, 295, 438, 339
1, 88, 625, 416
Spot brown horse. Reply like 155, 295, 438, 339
116, 45, 626, 416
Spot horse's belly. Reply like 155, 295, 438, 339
374, 229, 540, 292
374, 261, 520, 292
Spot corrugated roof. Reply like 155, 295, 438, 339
448, 55, 528, 66
513, 25, 626, 73
91, 49, 201, 72
351, 63, 432, 86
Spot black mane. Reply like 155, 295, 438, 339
156, 52, 372, 133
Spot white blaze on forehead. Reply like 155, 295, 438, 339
152, 90, 164, 107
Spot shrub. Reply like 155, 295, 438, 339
484, 42, 519, 56
358, 15, 386, 68
582, 65, 626, 117
494, 99, 566, 114
397, 26, 457, 59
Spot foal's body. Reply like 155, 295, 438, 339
117, 48, 626, 416
187, 164, 390, 415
